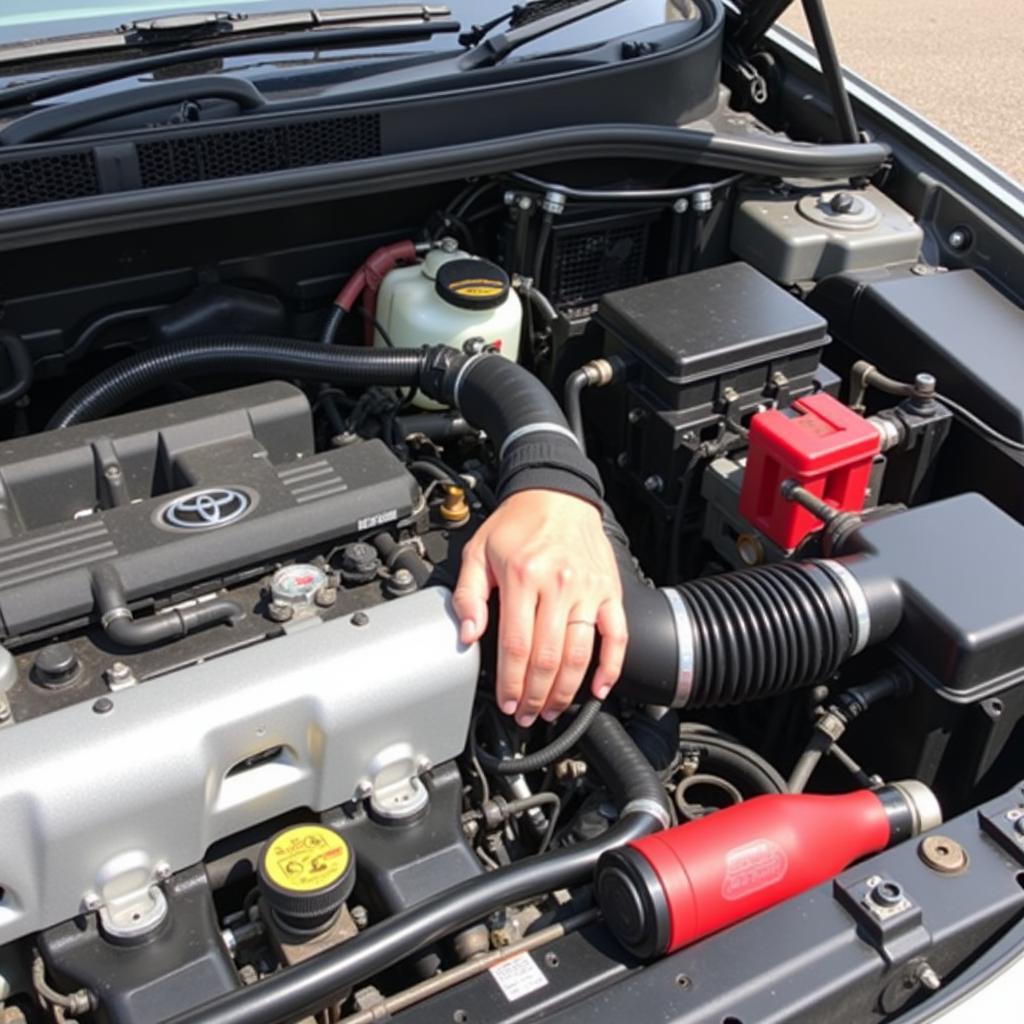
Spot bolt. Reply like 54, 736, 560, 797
0, 697, 10, 723
350, 611, 369, 627
517, 195, 533, 212
829, 191, 856, 214
154, 861, 172, 881
947, 227, 970, 251
351, 905, 369, 929
104, 661, 136, 690
92, 697, 114, 715
692, 189, 713, 214
914, 372, 937, 396
1006, 808, 1023, 822
314, 584, 338, 608
267, 600, 294, 623
415, 755, 433, 775
503, 190, 516, 206
627, 407, 646, 425
914, 963, 942, 991
643, 475, 664, 494
615, 452, 629, 468
83, 893, 102, 911
672, 197, 689, 214
104, 465, 122, 479
542, 190, 566, 216
355, 779, 373, 799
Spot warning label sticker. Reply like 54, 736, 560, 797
489, 952, 548, 1002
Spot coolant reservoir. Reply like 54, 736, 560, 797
375, 248, 522, 407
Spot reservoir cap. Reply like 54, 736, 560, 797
258, 824, 355, 938
435, 258, 510, 310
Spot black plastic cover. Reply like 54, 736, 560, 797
598, 262, 828, 385
0, 383, 417, 636
843, 493, 1024, 701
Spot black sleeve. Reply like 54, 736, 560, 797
496, 432, 604, 509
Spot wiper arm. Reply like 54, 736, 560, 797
0, 6, 453, 65
458, 0, 628, 70
0, 7, 458, 113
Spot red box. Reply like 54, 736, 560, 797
738, 392, 879, 550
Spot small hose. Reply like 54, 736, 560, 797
475, 698, 603, 775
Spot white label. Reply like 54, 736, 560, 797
357, 508, 398, 531
488, 952, 548, 1002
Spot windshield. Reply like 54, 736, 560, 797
0, 1, 680, 54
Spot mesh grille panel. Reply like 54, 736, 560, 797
550, 220, 650, 308
136, 113, 382, 188
0, 150, 100, 210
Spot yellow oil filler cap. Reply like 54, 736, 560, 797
257, 824, 354, 938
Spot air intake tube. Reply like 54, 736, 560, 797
613, 555, 882, 708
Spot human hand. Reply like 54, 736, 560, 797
453, 489, 627, 726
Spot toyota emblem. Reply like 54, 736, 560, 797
161, 488, 252, 530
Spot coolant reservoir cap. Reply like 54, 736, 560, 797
258, 824, 355, 936
434, 258, 510, 310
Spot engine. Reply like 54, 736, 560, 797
1, 166, 1023, 1024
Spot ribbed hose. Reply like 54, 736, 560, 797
48, 336, 424, 429
676, 562, 857, 707
166, 714, 669, 1024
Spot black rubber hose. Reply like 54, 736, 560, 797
611, 556, 863, 709
677, 562, 856, 707
475, 698, 603, 775
92, 563, 242, 647
48, 336, 424, 429
166, 714, 668, 1024
0, 330, 33, 406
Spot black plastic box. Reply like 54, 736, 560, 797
598, 261, 829, 414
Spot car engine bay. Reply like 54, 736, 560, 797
0, 110, 1023, 1023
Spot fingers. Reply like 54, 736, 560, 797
540, 608, 596, 723
515, 570, 574, 726
591, 597, 628, 700
496, 569, 538, 717
452, 542, 494, 645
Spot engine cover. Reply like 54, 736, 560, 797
0, 382, 418, 637
0, 586, 478, 944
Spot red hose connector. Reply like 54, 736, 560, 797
596, 781, 940, 959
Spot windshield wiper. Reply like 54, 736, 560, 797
0, 5, 453, 65
458, 0, 627, 70
0, 6, 457, 113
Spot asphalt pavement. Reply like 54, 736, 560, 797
780, 0, 1023, 184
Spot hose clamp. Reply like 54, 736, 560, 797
100, 607, 132, 629
498, 422, 581, 460
661, 588, 694, 708
621, 797, 672, 831
817, 559, 871, 655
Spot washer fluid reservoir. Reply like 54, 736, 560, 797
375, 248, 522, 408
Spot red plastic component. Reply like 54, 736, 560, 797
632, 790, 891, 954
738, 392, 880, 549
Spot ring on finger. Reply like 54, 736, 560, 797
567, 619, 596, 627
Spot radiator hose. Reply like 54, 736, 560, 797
167, 712, 670, 1024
